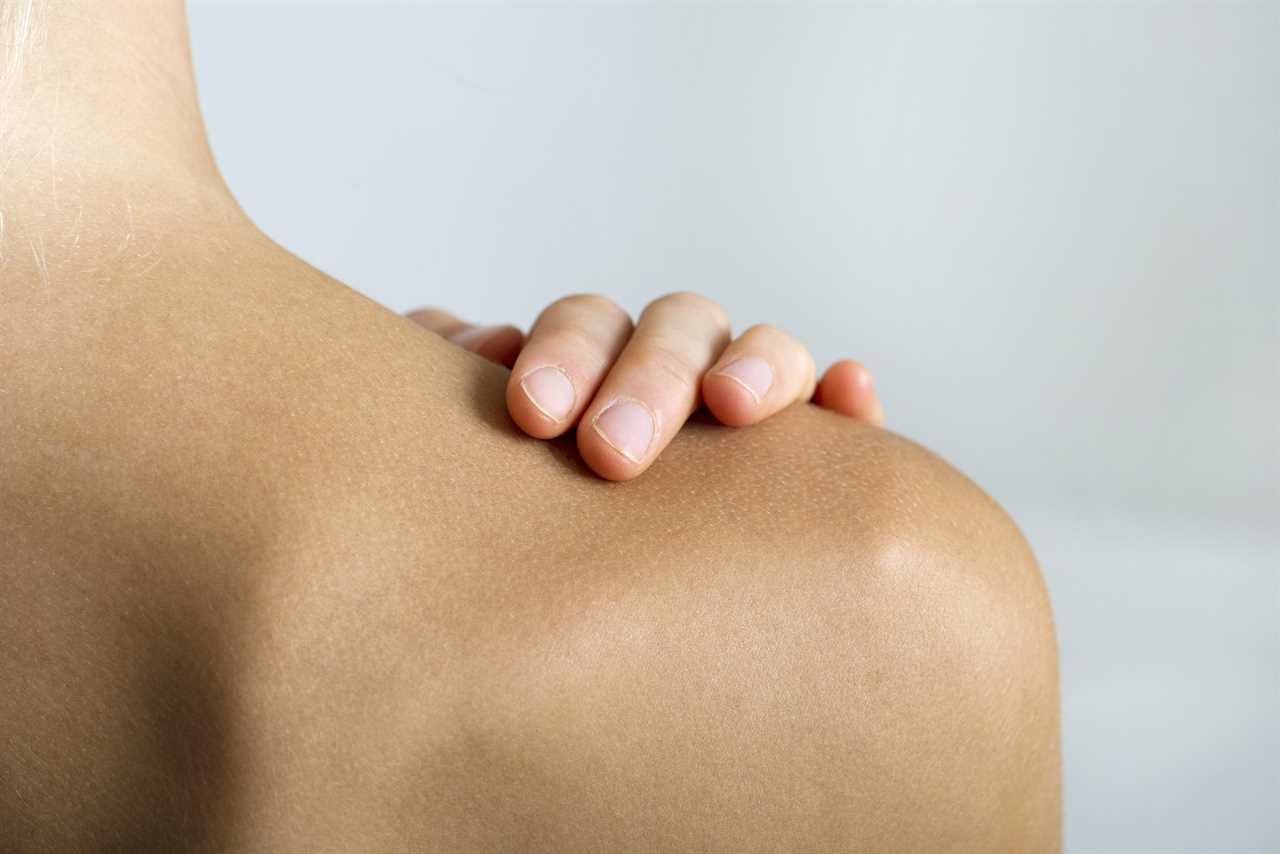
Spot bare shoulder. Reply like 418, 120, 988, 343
229, 320, 1060, 850
0, 226, 1058, 851
435, 403, 1061, 853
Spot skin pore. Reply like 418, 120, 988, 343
0, 3, 1061, 852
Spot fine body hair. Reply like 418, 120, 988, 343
1, 0, 43, 96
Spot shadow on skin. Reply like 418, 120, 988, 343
133, 608, 240, 851
0, 564, 243, 852
461, 349, 606, 482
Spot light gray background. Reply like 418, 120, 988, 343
188, 4, 1278, 851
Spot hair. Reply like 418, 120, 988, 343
1, 0, 45, 96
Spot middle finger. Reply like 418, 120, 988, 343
578, 291, 731, 480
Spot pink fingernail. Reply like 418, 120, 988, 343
715, 357, 774, 403
520, 366, 576, 422
592, 398, 656, 463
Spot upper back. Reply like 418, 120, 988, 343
0, 198, 1057, 852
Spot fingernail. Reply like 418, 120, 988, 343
448, 324, 500, 347
519, 365, 577, 422
592, 398, 656, 463
714, 357, 774, 404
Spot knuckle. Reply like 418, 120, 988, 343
407, 307, 445, 323
636, 337, 699, 396
743, 322, 790, 344
536, 294, 633, 345
407, 308, 465, 335
650, 291, 729, 330
540, 325, 608, 357
556, 292, 627, 320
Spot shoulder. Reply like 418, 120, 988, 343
431, 404, 1061, 851
0, 221, 1058, 850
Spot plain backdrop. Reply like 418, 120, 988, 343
188, 4, 1278, 851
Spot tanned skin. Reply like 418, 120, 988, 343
0, 3, 1060, 851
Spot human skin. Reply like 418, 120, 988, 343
408, 298, 887, 481
0, 3, 1061, 852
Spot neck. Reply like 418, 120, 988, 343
1, 1, 249, 284
2, 0, 227, 202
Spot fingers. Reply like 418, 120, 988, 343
506, 294, 635, 439
813, 359, 885, 426
577, 292, 731, 480
414, 297, 885, 488
701, 323, 817, 427
407, 308, 525, 368
703, 325, 885, 427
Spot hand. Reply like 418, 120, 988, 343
409, 292, 884, 481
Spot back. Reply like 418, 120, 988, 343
0, 182, 1059, 851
